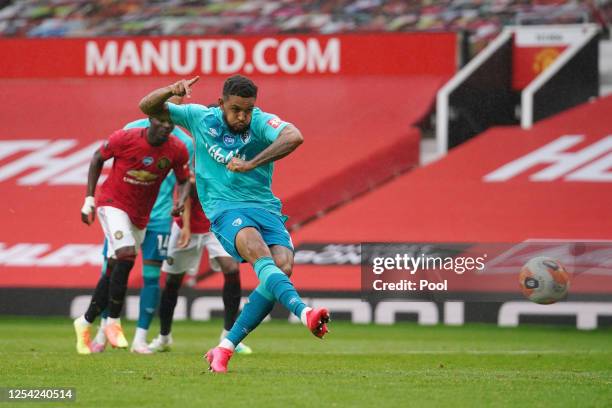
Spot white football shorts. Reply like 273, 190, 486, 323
96, 206, 145, 258
162, 221, 231, 275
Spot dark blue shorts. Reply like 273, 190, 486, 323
211, 208, 293, 263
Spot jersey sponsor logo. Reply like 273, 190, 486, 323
142, 156, 154, 166
232, 218, 243, 227
205, 143, 246, 164
223, 135, 235, 146
157, 157, 171, 170
267, 117, 282, 129
125, 169, 158, 185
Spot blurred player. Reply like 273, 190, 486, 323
73, 117, 190, 355
148, 179, 252, 354
140, 74, 330, 372
89, 96, 195, 354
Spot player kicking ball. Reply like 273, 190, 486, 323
148, 178, 252, 355
140, 74, 330, 373
74, 117, 190, 355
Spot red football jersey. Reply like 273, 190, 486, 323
96, 128, 189, 229
176, 191, 211, 233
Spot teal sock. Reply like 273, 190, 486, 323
254, 257, 306, 319
226, 284, 275, 346
138, 265, 160, 330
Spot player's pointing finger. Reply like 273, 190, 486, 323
187, 76, 200, 86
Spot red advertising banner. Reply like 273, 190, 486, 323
0, 33, 456, 78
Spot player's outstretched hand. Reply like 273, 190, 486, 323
169, 76, 200, 98
80, 196, 96, 225
226, 157, 255, 173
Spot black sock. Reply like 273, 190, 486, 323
84, 269, 112, 323
160, 273, 184, 336
108, 259, 134, 318
222, 272, 241, 331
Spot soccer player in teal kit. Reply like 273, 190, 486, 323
140, 75, 330, 372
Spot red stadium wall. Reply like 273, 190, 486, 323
0, 33, 456, 294
0, 33, 456, 78
288, 95, 612, 299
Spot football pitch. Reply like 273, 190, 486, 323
0, 317, 610, 407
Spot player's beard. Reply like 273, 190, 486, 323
223, 113, 249, 134
148, 130, 170, 146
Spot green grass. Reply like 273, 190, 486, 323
0, 317, 611, 407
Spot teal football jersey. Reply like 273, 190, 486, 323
123, 119, 194, 232
168, 103, 288, 221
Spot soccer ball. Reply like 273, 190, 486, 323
519, 256, 570, 304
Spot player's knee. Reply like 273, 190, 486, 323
242, 240, 270, 261
115, 246, 137, 261
217, 257, 240, 276
223, 265, 240, 277
276, 260, 293, 277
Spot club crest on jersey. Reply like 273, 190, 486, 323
240, 131, 251, 143
157, 157, 171, 170
232, 218, 243, 227
114, 230, 124, 240
223, 135, 235, 146
142, 156, 154, 166
267, 117, 281, 128
208, 128, 219, 137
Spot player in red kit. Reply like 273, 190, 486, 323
73, 117, 190, 355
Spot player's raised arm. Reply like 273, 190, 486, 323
80, 149, 105, 225
227, 124, 304, 173
139, 76, 200, 121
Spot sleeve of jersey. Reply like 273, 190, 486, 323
173, 145, 190, 184
253, 110, 290, 144
168, 103, 200, 130
99, 130, 125, 160
172, 127, 195, 172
